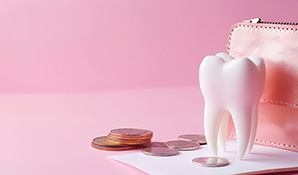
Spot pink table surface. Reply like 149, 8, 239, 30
1, 87, 204, 175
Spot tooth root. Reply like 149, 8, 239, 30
247, 105, 258, 153
204, 103, 223, 156
199, 53, 265, 160
218, 112, 229, 152
230, 108, 252, 159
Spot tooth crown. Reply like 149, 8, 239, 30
199, 52, 265, 159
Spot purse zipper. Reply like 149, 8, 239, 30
244, 17, 298, 25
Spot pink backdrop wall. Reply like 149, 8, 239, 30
1, 0, 298, 93
2, 1, 298, 174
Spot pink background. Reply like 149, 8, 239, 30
0, 0, 298, 93
1, 0, 298, 175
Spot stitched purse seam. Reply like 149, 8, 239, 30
226, 24, 298, 108
261, 98, 298, 108
255, 138, 296, 148
229, 134, 297, 149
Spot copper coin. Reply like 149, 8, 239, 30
165, 140, 200, 151
142, 147, 179, 156
106, 136, 151, 145
109, 140, 151, 145
91, 143, 139, 151
107, 134, 152, 141
92, 136, 128, 147
178, 134, 207, 145
91, 136, 141, 151
109, 128, 153, 138
108, 136, 152, 141
107, 133, 153, 140
192, 157, 229, 167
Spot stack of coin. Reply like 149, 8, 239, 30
91, 130, 206, 155
107, 128, 153, 145
91, 128, 153, 151
92, 130, 230, 167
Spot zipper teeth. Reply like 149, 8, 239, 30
259, 21, 298, 25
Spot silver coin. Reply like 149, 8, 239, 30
146, 142, 168, 148
142, 147, 179, 156
192, 157, 229, 167
165, 140, 200, 151
178, 134, 207, 145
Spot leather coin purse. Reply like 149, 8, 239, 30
227, 18, 298, 152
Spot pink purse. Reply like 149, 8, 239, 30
227, 18, 298, 152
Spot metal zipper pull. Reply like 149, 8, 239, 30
243, 18, 298, 25
243, 18, 261, 23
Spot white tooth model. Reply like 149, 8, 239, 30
199, 52, 265, 159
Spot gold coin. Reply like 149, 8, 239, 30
91, 144, 144, 151
108, 134, 152, 140
91, 143, 140, 151
91, 136, 146, 151
107, 134, 152, 141
106, 136, 151, 145
92, 136, 128, 147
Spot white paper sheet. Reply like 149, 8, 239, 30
109, 141, 298, 175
